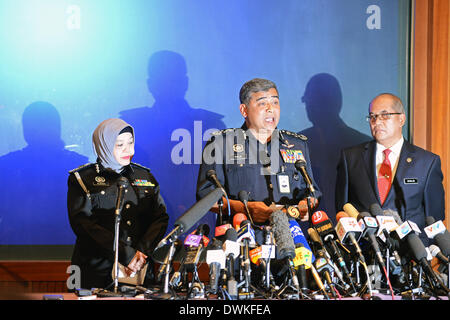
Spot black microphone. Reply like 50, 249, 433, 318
405, 232, 450, 294
357, 211, 385, 267
206, 239, 225, 294
270, 210, 300, 292
425, 216, 450, 258
238, 190, 254, 225
206, 169, 227, 196
294, 159, 315, 194
429, 245, 450, 264
114, 176, 129, 216
184, 224, 210, 272
222, 228, 240, 300
369, 203, 403, 266
174, 188, 223, 233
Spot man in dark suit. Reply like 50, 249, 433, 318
335, 93, 445, 244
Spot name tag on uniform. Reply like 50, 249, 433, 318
280, 149, 305, 164
404, 178, 418, 184
278, 175, 290, 193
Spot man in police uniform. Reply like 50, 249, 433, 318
67, 161, 169, 289
197, 78, 321, 231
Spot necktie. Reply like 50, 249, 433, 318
377, 148, 392, 205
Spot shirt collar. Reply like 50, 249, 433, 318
376, 136, 404, 157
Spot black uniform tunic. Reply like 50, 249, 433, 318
67, 161, 169, 289
197, 123, 321, 224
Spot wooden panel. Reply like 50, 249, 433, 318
412, 0, 450, 229
0, 260, 209, 294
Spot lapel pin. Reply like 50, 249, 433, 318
406, 157, 412, 163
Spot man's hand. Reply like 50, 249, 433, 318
297, 197, 319, 221
125, 251, 147, 276
246, 201, 274, 223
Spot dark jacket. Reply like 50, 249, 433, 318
335, 139, 445, 244
67, 161, 169, 289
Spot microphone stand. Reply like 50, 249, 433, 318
217, 197, 224, 226
113, 210, 122, 294
112, 181, 127, 295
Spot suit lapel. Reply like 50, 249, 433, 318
362, 140, 379, 202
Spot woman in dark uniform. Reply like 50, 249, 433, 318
67, 118, 169, 290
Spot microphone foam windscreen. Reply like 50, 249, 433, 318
238, 190, 249, 203
406, 233, 427, 261
224, 228, 238, 242
425, 216, 436, 226
270, 210, 295, 259
369, 203, 384, 216
174, 188, 223, 233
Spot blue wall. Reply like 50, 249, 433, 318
0, 0, 410, 245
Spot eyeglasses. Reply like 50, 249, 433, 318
366, 112, 402, 122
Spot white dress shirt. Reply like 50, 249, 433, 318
375, 137, 404, 183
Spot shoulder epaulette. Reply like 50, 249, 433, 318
211, 128, 237, 136
131, 162, 151, 172
69, 163, 94, 174
281, 130, 308, 141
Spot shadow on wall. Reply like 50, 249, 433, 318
120, 50, 226, 235
0, 101, 88, 244
298, 73, 371, 223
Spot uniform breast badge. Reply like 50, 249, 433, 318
132, 179, 155, 187
93, 176, 109, 187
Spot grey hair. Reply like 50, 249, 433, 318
239, 78, 278, 105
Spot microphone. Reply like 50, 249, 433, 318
345, 203, 384, 266
308, 227, 352, 293
238, 190, 254, 225
237, 220, 256, 247
335, 211, 365, 263
222, 228, 240, 299
206, 169, 227, 196
233, 213, 248, 231
184, 224, 210, 272
294, 159, 315, 194
425, 216, 450, 258
429, 244, 450, 265
115, 176, 129, 216
405, 232, 450, 294
270, 210, 300, 292
311, 211, 351, 278
206, 239, 225, 294
288, 218, 314, 290
174, 188, 223, 233
357, 211, 385, 267
289, 218, 314, 258
215, 223, 232, 238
